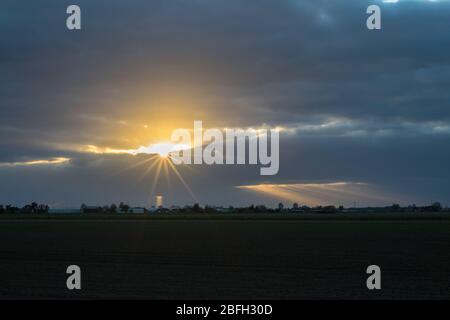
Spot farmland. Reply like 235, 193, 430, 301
0, 214, 449, 299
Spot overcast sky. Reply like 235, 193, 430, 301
1, 0, 449, 208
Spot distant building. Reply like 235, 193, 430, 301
129, 207, 146, 214
156, 195, 163, 208
291, 203, 304, 213
81, 206, 103, 214
216, 206, 232, 213
49, 208, 81, 214
148, 206, 158, 213
311, 206, 338, 214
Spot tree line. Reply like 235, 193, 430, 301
0, 202, 445, 214
0, 202, 49, 214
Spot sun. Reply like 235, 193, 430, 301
114, 141, 198, 203
157, 150, 169, 158
131, 142, 191, 158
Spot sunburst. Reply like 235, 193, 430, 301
129, 152, 197, 205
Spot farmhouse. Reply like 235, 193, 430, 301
128, 207, 146, 214
81, 206, 103, 214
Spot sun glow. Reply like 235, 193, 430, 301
132, 142, 191, 158
0, 157, 70, 167
82, 142, 191, 157
107, 143, 197, 204
236, 182, 405, 207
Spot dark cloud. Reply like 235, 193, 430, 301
1, 0, 449, 206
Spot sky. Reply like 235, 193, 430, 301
1, 0, 450, 208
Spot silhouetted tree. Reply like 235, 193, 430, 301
277, 202, 284, 212
37, 204, 49, 213
21, 204, 33, 214
431, 202, 442, 212
255, 205, 267, 213
30, 202, 38, 213
119, 202, 130, 213
5, 205, 19, 214
192, 203, 203, 213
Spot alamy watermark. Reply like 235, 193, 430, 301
170, 121, 280, 176
66, 265, 81, 290
66, 4, 383, 31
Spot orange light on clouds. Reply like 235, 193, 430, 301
236, 182, 407, 207
0, 157, 70, 167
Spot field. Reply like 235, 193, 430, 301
0, 213, 449, 299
